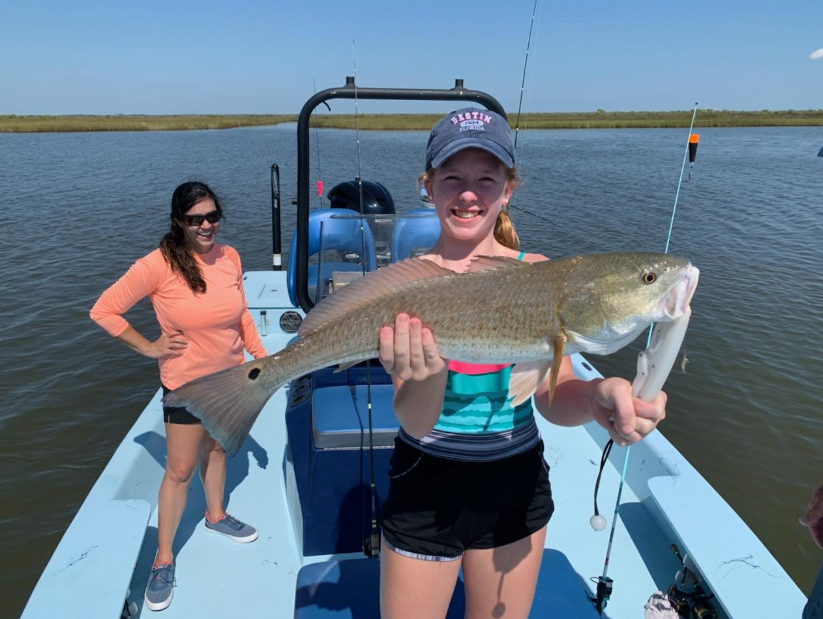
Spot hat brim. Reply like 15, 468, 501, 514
430, 137, 514, 170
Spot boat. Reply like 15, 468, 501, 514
21, 79, 808, 619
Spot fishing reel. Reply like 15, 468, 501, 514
666, 544, 718, 619
591, 576, 613, 613
363, 531, 380, 558
665, 584, 717, 619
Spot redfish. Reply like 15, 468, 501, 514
165, 252, 698, 456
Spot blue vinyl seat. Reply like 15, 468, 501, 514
285, 366, 397, 557
287, 208, 377, 307
294, 549, 600, 618
391, 209, 440, 262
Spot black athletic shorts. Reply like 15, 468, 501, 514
380, 436, 554, 561
161, 384, 201, 425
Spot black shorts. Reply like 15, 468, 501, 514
161, 384, 201, 425
380, 437, 554, 561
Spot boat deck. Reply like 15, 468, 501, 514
22, 269, 806, 619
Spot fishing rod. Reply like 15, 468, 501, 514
508, 0, 540, 232
350, 40, 381, 559
270, 163, 281, 270
313, 79, 324, 208
592, 102, 700, 614
514, 0, 539, 152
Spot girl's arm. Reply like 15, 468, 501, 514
533, 359, 667, 447
378, 313, 448, 439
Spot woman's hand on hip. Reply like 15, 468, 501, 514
378, 313, 445, 381
146, 329, 188, 359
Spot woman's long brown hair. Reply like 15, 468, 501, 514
159, 181, 223, 293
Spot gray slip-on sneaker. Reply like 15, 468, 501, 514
204, 512, 258, 543
144, 562, 175, 611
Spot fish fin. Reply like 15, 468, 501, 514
565, 328, 643, 356
547, 334, 567, 407
465, 255, 530, 274
163, 360, 278, 458
334, 360, 361, 373
299, 258, 453, 336
509, 360, 552, 407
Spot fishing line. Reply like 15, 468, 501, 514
351, 40, 380, 558
593, 103, 700, 614
508, 203, 595, 250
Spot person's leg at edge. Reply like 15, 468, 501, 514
380, 540, 463, 619
461, 525, 547, 619
155, 423, 209, 564
199, 435, 227, 522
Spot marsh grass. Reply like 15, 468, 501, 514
0, 114, 297, 133
2, 110, 822, 132
311, 110, 823, 130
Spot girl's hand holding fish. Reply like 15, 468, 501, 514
378, 313, 446, 382
588, 377, 667, 447
378, 313, 449, 440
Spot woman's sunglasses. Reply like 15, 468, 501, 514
179, 210, 222, 227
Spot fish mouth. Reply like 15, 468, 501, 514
661, 266, 700, 320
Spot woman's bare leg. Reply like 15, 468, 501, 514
199, 435, 226, 522
155, 423, 207, 564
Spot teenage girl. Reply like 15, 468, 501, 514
377, 109, 668, 618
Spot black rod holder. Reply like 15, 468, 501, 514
270, 163, 282, 271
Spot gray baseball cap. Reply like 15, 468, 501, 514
425, 107, 514, 170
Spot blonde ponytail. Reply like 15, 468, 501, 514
495, 166, 521, 249
494, 209, 520, 250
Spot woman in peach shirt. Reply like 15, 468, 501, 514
90, 181, 266, 611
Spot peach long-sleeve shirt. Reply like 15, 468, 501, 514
90, 243, 266, 390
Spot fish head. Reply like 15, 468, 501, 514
558, 252, 699, 355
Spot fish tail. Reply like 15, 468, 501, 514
163, 358, 284, 457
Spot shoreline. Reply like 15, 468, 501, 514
2, 110, 822, 132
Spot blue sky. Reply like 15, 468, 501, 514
1, 0, 821, 115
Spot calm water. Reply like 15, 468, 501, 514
1, 124, 822, 616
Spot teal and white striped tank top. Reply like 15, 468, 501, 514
399, 250, 541, 461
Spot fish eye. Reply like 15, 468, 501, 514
642, 271, 657, 285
